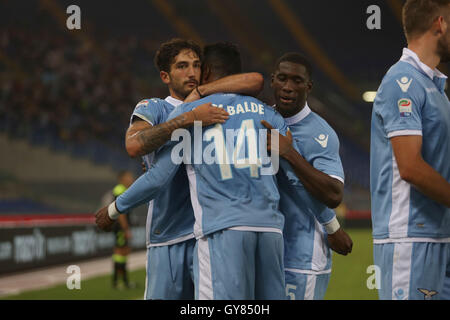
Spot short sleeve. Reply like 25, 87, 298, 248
373, 75, 425, 138
130, 98, 165, 126
308, 131, 345, 183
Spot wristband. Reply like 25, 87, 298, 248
108, 201, 120, 220
196, 86, 205, 98
323, 216, 340, 234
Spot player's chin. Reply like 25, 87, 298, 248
185, 83, 197, 91
276, 101, 296, 114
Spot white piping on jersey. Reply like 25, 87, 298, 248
329, 175, 344, 184
387, 129, 422, 138
400, 48, 447, 80
147, 232, 195, 248
144, 248, 149, 299
165, 95, 183, 107
373, 237, 450, 244
131, 113, 154, 126
304, 274, 317, 300
283, 103, 312, 126
285, 268, 332, 275
392, 242, 413, 300
388, 153, 410, 238
228, 226, 283, 234
197, 237, 214, 300
311, 219, 329, 272
186, 164, 204, 238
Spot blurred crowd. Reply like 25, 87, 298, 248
0, 27, 165, 148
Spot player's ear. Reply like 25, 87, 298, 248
270, 73, 275, 88
307, 80, 313, 93
434, 16, 446, 36
202, 65, 211, 83
160, 71, 170, 85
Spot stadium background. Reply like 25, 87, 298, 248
0, 0, 433, 299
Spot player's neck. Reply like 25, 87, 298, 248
408, 38, 441, 71
168, 89, 185, 102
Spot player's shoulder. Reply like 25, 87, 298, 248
297, 111, 339, 149
133, 97, 170, 113
379, 61, 426, 95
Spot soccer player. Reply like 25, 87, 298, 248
371, 0, 450, 300
97, 42, 289, 300
100, 170, 135, 289
122, 39, 264, 299
262, 53, 353, 300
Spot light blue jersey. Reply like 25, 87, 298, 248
117, 93, 288, 238
371, 48, 450, 242
130, 96, 195, 247
278, 104, 344, 275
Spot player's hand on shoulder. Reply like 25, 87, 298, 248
261, 120, 294, 158
95, 205, 115, 231
191, 102, 229, 126
184, 88, 201, 103
327, 228, 353, 256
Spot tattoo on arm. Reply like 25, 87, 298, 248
136, 113, 191, 155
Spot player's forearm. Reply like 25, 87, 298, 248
132, 112, 195, 156
283, 149, 343, 208
400, 160, 450, 208
118, 215, 130, 230
198, 72, 264, 97
115, 170, 166, 213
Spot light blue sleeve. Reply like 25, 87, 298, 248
309, 131, 345, 182
166, 102, 192, 121
374, 75, 425, 135
130, 98, 164, 125
115, 142, 181, 213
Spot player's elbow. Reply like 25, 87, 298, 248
327, 192, 343, 209
125, 140, 142, 158
398, 165, 415, 183
396, 159, 419, 183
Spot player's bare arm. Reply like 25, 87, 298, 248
95, 205, 115, 231
126, 102, 229, 157
184, 72, 264, 102
262, 120, 344, 209
391, 135, 450, 208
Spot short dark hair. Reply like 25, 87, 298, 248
202, 42, 242, 78
274, 52, 312, 80
154, 38, 203, 72
403, 0, 450, 41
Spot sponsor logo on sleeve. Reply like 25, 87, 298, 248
314, 134, 329, 148
398, 98, 412, 117
396, 77, 413, 92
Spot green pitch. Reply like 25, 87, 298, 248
2, 228, 378, 300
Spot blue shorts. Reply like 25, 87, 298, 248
373, 241, 450, 300
144, 238, 195, 300
193, 229, 285, 300
285, 270, 331, 300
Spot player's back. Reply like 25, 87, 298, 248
170, 93, 287, 238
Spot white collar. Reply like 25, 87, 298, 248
283, 103, 312, 125
400, 48, 447, 80
165, 96, 183, 107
